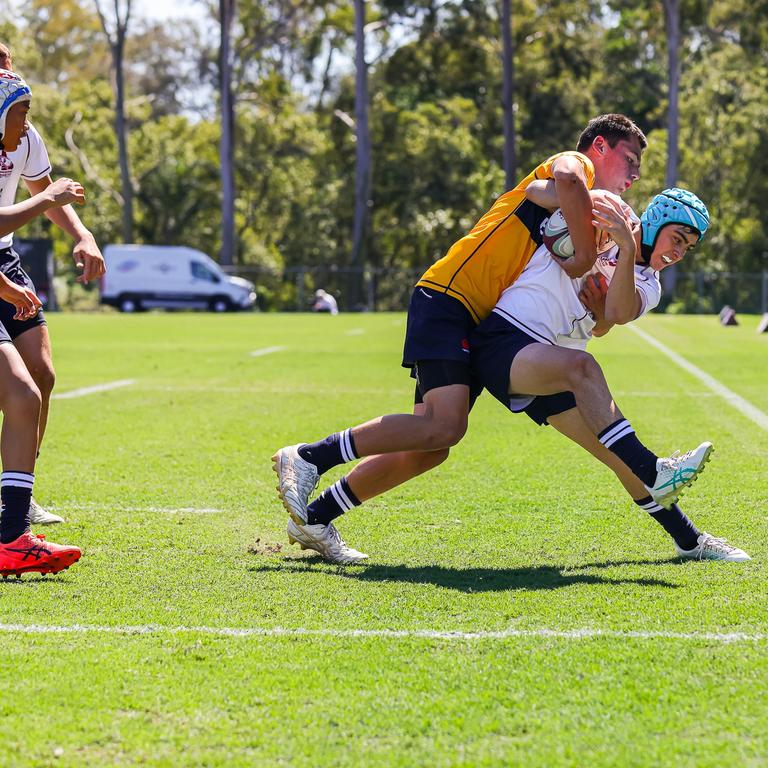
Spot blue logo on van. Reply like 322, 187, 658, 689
117, 260, 139, 272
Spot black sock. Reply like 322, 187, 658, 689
297, 429, 359, 476
599, 419, 659, 487
635, 495, 700, 550
0, 471, 34, 544
307, 476, 362, 526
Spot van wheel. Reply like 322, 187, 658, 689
210, 297, 231, 313
119, 296, 141, 313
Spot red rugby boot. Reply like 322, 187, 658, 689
0, 532, 81, 577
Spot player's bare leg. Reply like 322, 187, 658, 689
274, 384, 469, 523
345, 401, 450, 502
351, 384, 470, 456
345, 448, 450, 502
12, 325, 62, 524
508, 343, 712, 507
0, 342, 81, 576
13, 325, 55, 451
548, 407, 749, 562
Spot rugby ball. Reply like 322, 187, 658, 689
542, 209, 574, 260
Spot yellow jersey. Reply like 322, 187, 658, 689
416, 151, 595, 323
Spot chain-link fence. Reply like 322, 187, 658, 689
224, 265, 768, 315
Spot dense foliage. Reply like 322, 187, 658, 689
3, 0, 767, 309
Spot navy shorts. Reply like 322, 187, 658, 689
402, 287, 475, 368
0, 247, 46, 341
402, 286, 482, 405
470, 312, 576, 426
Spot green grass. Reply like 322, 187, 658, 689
2, 311, 767, 767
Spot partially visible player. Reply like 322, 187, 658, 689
468, 188, 747, 561
0, 72, 84, 576
0, 45, 106, 525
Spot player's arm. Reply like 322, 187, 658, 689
0, 271, 42, 320
0, 178, 85, 238
527, 182, 619, 215
579, 275, 612, 336
525, 180, 559, 211
549, 155, 596, 279
592, 198, 642, 325
24, 175, 105, 284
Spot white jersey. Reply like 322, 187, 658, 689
492, 211, 661, 350
0, 123, 52, 249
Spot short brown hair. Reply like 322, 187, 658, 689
577, 113, 647, 153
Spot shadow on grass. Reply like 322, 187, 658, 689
252, 557, 680, 592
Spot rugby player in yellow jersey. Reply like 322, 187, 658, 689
272, 114, 688, 564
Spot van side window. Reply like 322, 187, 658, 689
191, 262, 220, 283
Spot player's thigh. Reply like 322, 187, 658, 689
13, 324, 54, 382
0, 338, 41, 409
508, 343, 590, 396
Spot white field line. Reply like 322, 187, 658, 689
249, 346, 285, 357
628, 325, 768, 432
345, 328, 365, 336
52, 379, 135, 400
0, 624, 764, 644
49, 503, 223, 515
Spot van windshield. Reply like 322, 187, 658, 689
191, 262, 220, 283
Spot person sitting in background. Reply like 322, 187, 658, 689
313, 289, 338, 315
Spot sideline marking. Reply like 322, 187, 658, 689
50, 503, 223, 515
0, 624, 763, 644
52, 379, 135, 400
249, 346, 285, 357
345, 328, 365, 336
628, 325, 768, 432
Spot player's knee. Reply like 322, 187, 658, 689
567, 352, 601, 388
425, 417, 467, 450
31, 362, 55, 397
6, 378, 42, 420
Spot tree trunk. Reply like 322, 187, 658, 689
219, 0, 237, 267
113, 32, 133, 243
351, 0, 371, 310
95, 0, 134, 243
661, 0, 681, 296
501, 0, 516, 189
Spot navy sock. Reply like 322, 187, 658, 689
635, 495, 700, 550
307, 476, 362, 526
297, 429, 358, 476
599, 419, 659, 487
0, 471, 34, 544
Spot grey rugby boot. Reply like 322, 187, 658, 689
287, 518, 368, 564
675, 533, 751, 562
29, 498, 65, 525
272, 444, 318, 524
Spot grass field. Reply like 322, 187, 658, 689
2, 311, 767, 767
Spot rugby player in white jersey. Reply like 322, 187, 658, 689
468, 187, 748, 561
0, 45, 105, 525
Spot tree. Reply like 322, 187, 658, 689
219, 0, 237, 266
500, 0, 516, 188
94, 0, 134, 243
350, 0, 371, 307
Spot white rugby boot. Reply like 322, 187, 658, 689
646, 441, 713, 507
675, 532, 751, 562
28, 498, 65, 525
286, 518, 368, 564
272, 444, 319, 524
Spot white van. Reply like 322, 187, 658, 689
101, 245, 256, 312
